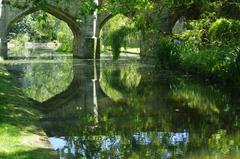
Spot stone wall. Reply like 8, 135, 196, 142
0, 0, 7, 58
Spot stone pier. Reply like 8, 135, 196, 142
0, 0, 7, 59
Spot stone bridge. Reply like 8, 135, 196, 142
0, 0, 112, 59
0, 0, 180, 59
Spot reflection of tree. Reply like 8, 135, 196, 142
38, 59, 240, 158
170, 79, 229, 121
49, 132, 189, 159
100, 61, 141, 102
21, 58, 73, 102
208, 130, 240, 155
98, 60, 240, 158
49, 129, 240, 158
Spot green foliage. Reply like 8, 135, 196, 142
10, 0, 97, 17
101, 15, 132, 45
22, 57, 73, 102
8, 10, 73, 52
7, 16, 34, 41
153, 37, 179, 68
209, 18, 240, 46
8, 11, 63, 42
108, 26, 134, 60
56, 23, 73, 52
167, 9, 240, 85
77, 0, 97, 16
219, 1, 240, 19
56, 32, 73, 52
208, 130, 240, 155
9, 34, 30, 47
100, 14, 141, 55
102, 0, 154, 15
100, 62, 141, 101
178, 43, 240, 84
32, 11, 58, 42
179, 12, 216, 46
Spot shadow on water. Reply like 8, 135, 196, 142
5, 49, 240, 158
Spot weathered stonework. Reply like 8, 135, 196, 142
0, 0, 7, 59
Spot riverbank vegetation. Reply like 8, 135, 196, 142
175, 16, 240, 85
101, 0, 240, 85
0, 66, 56, 159
5, 0, 240, 84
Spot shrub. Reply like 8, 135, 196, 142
9, 33, 30, 47
178, 42, 240, 84
209, 18, 240, 46
153, 37, 180, 68
179, 14, 215, 47
56, 23, 73, 52
108, 26, 134, 60
173, 17, 240, 85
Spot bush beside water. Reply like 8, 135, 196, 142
153, 18, 240, 85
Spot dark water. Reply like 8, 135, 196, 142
5, 50, 240, 159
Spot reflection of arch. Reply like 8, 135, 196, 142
7, 4, 82, 56
38, 60, 108, 113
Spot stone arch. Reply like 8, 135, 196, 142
98, 14, 114, 31
97, 13, 141, 55
98, 13, 133, 32
7, 4, 82, 57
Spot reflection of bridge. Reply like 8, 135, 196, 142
38, 59, 208, 137
39, 59, 112, 121
36, 59, 225, 158
0, 0, 179, 59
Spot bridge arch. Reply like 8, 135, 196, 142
98, 13, 135, 32
98, 14, 114, 31
7, 4, 82, 57
98, 13, 141, 56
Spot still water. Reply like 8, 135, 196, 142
5, 49, 240, 159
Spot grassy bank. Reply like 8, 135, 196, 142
0, 65, 56, 159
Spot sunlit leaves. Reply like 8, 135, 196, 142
209, 18, 240, 46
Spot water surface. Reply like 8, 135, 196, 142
4, 49, 240, 159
